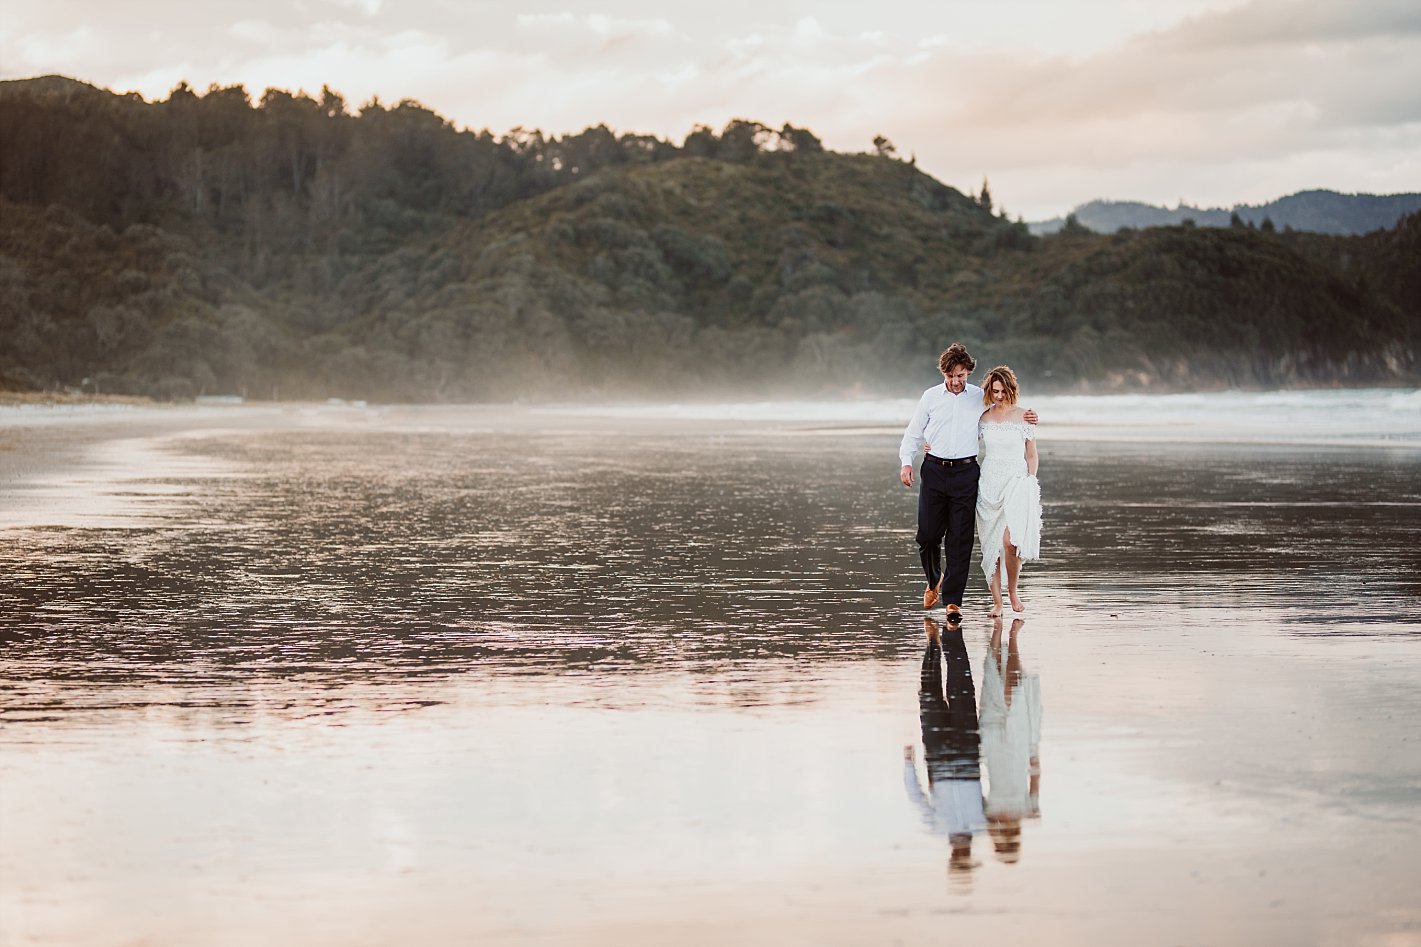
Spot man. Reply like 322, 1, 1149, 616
904, 617, 984, 881
899, 343, 1036, 621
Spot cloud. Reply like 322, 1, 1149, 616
1, 0, 1417, 217
226, 20, 284, 47
822, 0, 1421, 212
434, 0, 1421, 214
1159, 0, 1421, 49
515, 12, 579, 31
9, 25, 102, 69
515, 11, 674, 41
326, 0, 382, 14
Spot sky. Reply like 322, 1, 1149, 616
2, 0, 1418, 219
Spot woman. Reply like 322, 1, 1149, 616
976, 366, 1041, 615
979, 617, 1041, 863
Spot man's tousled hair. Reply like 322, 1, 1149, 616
938, 343, 976, 375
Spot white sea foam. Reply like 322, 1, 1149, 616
3, 390, 1416, 448
544, 388, 1421, 447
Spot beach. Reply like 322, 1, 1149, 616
2, 395, 1419, 946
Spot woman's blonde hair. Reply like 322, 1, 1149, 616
981, 365, 1019, 406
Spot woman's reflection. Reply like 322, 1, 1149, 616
979, 617, 1041, 863
903, 617, 984, 881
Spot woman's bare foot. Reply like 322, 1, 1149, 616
988, 567, 1004, 617
1009, 589, 1025, 612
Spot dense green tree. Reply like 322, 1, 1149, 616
681, 124, 718, 158
977, 178, 993, 214
719, 119, 773, 162
778, 124, 823, 154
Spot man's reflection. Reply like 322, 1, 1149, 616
903, 617, 984, 881
979, 617, 1041, 863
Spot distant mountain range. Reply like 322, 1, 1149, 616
1030, 190, 1421, 236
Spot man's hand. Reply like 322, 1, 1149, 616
900, 464, 914, 487
903, 744, 916, 761
1024, 408, 1039, 425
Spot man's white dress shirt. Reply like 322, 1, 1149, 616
903, 758, 986, 838
899, 382, 986, 468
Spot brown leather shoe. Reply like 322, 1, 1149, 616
923, 585, 941, 609
944, 604, 962, 624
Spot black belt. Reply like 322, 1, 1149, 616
924, 454, 977, 468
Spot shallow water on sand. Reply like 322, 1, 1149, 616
1, 410, 1419, 946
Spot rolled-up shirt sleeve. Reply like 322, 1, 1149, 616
904, 757, 933, 829
899, 395, 930, 468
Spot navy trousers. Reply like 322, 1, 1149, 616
916, 459, 979, 606
919, 628, 980, 781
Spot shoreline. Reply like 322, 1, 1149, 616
6, 376, 1421, 405
3, 389, 1419, 510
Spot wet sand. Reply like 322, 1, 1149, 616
1, 403, 1419, 946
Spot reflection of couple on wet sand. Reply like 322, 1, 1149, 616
900, 343, 1042, 620
903, 617, 1041, 877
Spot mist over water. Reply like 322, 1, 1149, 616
1, 394, 1418, 945
556, 387, 1421, 446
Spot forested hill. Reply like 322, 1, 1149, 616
1, 75, 1416, 401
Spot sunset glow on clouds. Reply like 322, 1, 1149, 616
2, 0, 1417, 218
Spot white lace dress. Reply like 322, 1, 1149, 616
979, 645, 1042, 820
976, 421, 1042, 583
